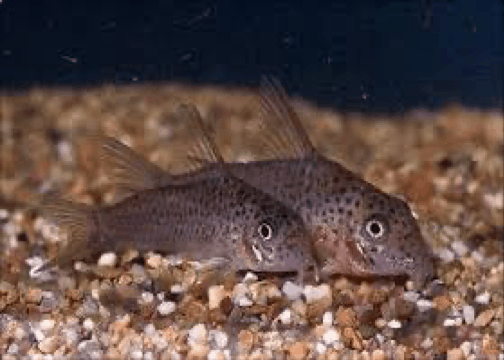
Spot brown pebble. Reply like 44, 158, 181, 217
0, 281, 18, 310
474, 308, 495, 327
371, 349, 386, 360
433, 294, 452, 311
433, 327, 452, 354
289, 341, 309, 360
38, 335, 59, 354
187, 344, 209, 360
336, 307, 359, 328
341, 327, 364, 350
238, 329, 256, 352
482, 334, 500, 355
446, 348, 466, 360
25, 287, 43, 304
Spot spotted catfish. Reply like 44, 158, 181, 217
171, 79, 436, 285
39, 130, 318, 281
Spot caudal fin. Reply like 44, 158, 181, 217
39, 193, 98, 268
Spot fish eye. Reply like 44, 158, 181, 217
366, 219, 385, 238
258, 222, 273, 240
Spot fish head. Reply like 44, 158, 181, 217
348, 191, 435, 285
239, 202, 315, 275
316, 187, 435, 285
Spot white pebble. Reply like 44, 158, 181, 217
316, 342, 327, 354
130, 350, 143, 360
208, 350, 228, 360
157, 301, 176, 316
282, 281, 304, 301
170, 284, 184, 294
388, 320, 402, 329
39, 319, 55, 332
187, 323, 207, 346
277, 309, 292, 325
210, 330, 228, 349
451, 240, 469, 257
443, 318, 456, 327
303, 284, 331, 305
237, 296, 253, 307
471, 250, 484, 263
421, 338, 433, 349
144, 324, 156, 337
97, 252, 117, 267
460, 341, 472, 357
322, 311, 333, 327
475, 291, 490, 304
57, 140, 74, 164
0, 208, 8, 219
416, 299, 434, 312
463, 305, 475, 324
83, 318, 94, 331
141, 292, 154, 304
438, 248, 455, 262
322, 328, 340, 345
403, 291, 420, 303
243, 272, 259, 283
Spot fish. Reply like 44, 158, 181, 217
162, 78, 436, 285
39, 120, 318, 282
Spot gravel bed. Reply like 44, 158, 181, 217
0, 84, 502, 359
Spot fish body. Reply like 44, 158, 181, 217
165, 79, 436, 285
41, 141, 317, 279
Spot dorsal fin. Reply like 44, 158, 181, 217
174, 103, 225, 166
86, 134, 167, 197
258, 76, 318, 160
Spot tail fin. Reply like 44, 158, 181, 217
39, 193, 98, 268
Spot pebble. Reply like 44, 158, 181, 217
243, 272, 259, 283
233, 283, 253, 307
387, 319, 402, 329
371, 349, 386, 360
208, 349, 228, 360
475, 291, 491, 304
462, 305, 475, 324
438, 248, 455, 262
282, 281, 304, 301
403, 291, 420, 303
447, 348, 466, 360
208, 285, 226, 310
322, 328, 340, 345
38, 335, 59, 354
277, 309, 292, 325
474, 308, 495, 327
145, 253, 163, 268
288, 341, 309, 360
209, 330, 228, 349
157, 301, 176, 316
39, 319, 55, 332
444, 318, 457, 327
322, 311, 333, 327
140, 292, 154, 304
417, 299, 434, 312
451, 240, 469, 257
0, 208, 8, 219
186, 344, 209, 359
188, 323, 207, 346
316, 342, 327, 354
97, 252, 117, 267
82, 318, 94, 331
460, 341, 472, 357
303, 284, 332, 305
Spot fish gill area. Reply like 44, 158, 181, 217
0, 83, 502, 360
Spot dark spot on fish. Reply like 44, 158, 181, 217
347, 210, 353, 217
334, 176, 340, 183
355, 200, 361, 208
329, 207, 335, 214
338, 208, 344, 214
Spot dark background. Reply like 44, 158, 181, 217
0, 0, 502, 113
